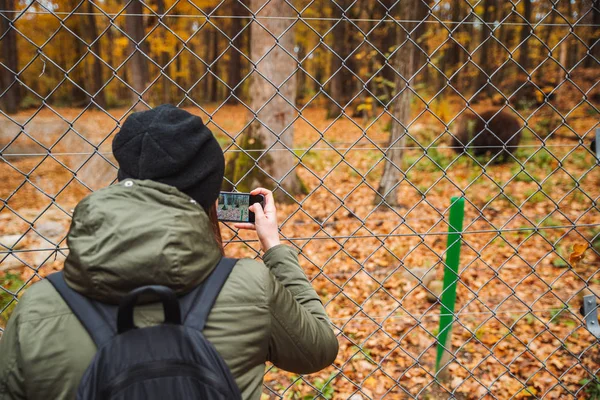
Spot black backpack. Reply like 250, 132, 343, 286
47, 257, 242, 400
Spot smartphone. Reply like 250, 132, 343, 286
217, 192, 265, 223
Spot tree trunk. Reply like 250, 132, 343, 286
70, 2, 88, 107
125, 0, 149, 110
541, 3, 558, 83
210, 27, 219, 102
202, 25, 212, 99
71, 41, 88, 106
569, 0, 588, 68
0, 0, 20, 114
203, 21, 219, 103
175, 42, 184, 89
353, 4, 374, 120
227, 0, 245, 104
556, 1, 574, 82
87, 1, 107, 109
494, 2, 512, 87
377, 0, 419, 206
157, 0, 170, 104
517, 0, 532, 74
444, 0, 462, 70
326, 0, 348, 118
313, 49, 324, 95
585, 0, 600, 68
341, 15, 358, 102
463, 12, 475, 90
558, 37, 569, 82
541, 2, 557, 50
106, 22, 114, 68
412, 0, 429, 75
296, 43, 306, 105
380, 0, 397, 89
189, 41, 202, 101
225, 0, 303, 199
471, 0, 493, 97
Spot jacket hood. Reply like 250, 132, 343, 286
63, 179, 222, 304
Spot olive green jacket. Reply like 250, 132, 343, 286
0, 180, 338, 400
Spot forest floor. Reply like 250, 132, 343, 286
0, 101, 599, 399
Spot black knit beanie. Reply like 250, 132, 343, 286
112, 104, 224, 210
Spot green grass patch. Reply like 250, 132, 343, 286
511, 165, 537, 183
548, 307, 575, 326
530, 149, 555, 170
550, 243, 569, 268
424, 147, 451, 169
581, 377, 600, 400
571, 189, 587, 203
405, 149, 451, 173
298, 149, 327, 171
312, 373, 337, 399
569, 150, 589, 169
586, 107, 600, 116
520, 127, 535, 142
588, 227, 600, 253
350, 345, 377, 365
515, 146, 535, 161
523, 313, 536, 325
540, 217, 561, 228
523, 188, 546, 204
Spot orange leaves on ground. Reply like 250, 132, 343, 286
569, 243, 589, 265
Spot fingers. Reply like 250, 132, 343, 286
251, 202, 265, 220
233, 223, 256, 231
250, 187, 271, 196
251, 187, 276, 213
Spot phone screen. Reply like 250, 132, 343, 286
217, 193, 251, 222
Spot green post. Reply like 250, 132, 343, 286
435, 196, 465, 373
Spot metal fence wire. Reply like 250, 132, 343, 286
1, 0, 599, 398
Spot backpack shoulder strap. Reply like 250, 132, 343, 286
181, 257, 237, 331
47, 271, 117, 347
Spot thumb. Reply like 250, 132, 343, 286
251, 203, 265, 221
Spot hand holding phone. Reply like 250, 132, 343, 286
217, 192, 265, 223
232, 188, 281, 252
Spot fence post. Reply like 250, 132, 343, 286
436, 196, 465, 380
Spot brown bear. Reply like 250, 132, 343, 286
450, 109, 522, 162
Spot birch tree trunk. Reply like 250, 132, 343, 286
225, 0, 302, 198
376, 0, 419, 206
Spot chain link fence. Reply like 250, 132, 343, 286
1, 0, 599, 398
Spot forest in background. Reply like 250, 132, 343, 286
1, 0, 598, 202
0, 0, 598, 113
